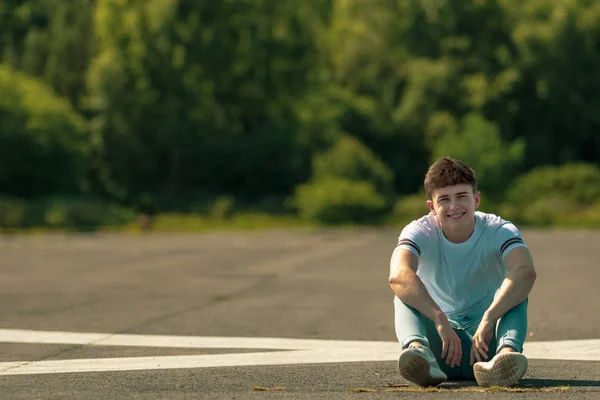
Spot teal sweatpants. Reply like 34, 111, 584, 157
393, 293, 528, 380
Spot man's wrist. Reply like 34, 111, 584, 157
433, 309, 448, 325
483, 309, 499, 323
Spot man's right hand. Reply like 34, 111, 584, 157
435, 314, 462, 368
390, 248, 462, 368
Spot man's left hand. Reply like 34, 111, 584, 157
470, 315, 495, 365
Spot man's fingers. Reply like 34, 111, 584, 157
448, 338, 459, 367
474, 339, 482, 362
446, 341, 454, 364
454, 339, 462, 367
471, 347, 478, 365
441, 340, 448, 359
470, 347, 474, 365
471, 335, 489, 363
477, 344, 488, 360
472, 337, 484, 364
446, 341, 454, 365
481, 341, 489, 352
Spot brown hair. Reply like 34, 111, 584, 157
424, 157, 477, 199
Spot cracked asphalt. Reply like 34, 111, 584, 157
0, 228, 599, 399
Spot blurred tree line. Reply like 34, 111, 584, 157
1, 0, 599, 229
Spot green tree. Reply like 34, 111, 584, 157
431, 112, 525, 202
0, 65, 88, 197
0, 0, 95, 110
323, 0, 519, 194
87, 0, 333, 209
501, 0, 600, 168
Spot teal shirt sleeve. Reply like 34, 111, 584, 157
494, 220, 527, 258
397, 221, 429, 259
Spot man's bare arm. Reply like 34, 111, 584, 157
484, 246, 537, 323
388, 247, 445, 323
389, 246, 463, 367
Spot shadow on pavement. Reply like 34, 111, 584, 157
429, 378, 600, 390
520, 378, 600, 388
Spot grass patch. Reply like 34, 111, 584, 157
348, 388, 376, 393
252, 386, 285, 391
125, 212, 317, 233
4, 207, 600, 234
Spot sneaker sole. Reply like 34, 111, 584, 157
398, 350, 445, 387
474, 353, 528, 387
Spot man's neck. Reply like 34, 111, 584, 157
441, 218, 476, 244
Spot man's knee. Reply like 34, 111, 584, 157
403, 337, 430, 349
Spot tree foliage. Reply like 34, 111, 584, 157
431, 112, 525, 201
293, 178, 387, 224
1, 0, 600, 226
0, 65, 87, 197
87, 0, 332, 209
312, 135, 395, 196
0, 0, 95, 109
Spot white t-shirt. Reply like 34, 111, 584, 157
397, 211, 527, 320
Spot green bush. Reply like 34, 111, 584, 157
0, 197, 27, 228
293, 178, 387, 224
505, 197, 600, 228
312, 135, 395, 196
393, 193, 429, 222
0, 197, 135, 230
503, 163, 600, 225
41, 198, 135, 230
521, 195, 575, 226
209, 195, 236, 219
554, 201, 600, 228
506, 163, 600, 206
0, 66, 88, 197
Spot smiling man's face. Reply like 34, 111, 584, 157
427, 183, 480, 242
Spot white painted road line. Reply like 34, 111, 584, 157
0, 329, 598, 376
0, 349, 403, 376
524, 339, 600, 362
0, 329, 402, 350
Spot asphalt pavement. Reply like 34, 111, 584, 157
0, 228, 598, 399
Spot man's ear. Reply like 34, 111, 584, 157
427, 200, 435, 214
474, 191, 481, 209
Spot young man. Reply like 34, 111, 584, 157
388, 157, 537, 387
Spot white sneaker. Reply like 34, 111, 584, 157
398, 346, 447, 387
473, 352, 528, 387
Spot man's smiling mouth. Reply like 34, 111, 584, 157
447, 212, 466, 219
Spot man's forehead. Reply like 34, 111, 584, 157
432, 184, 473, 198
